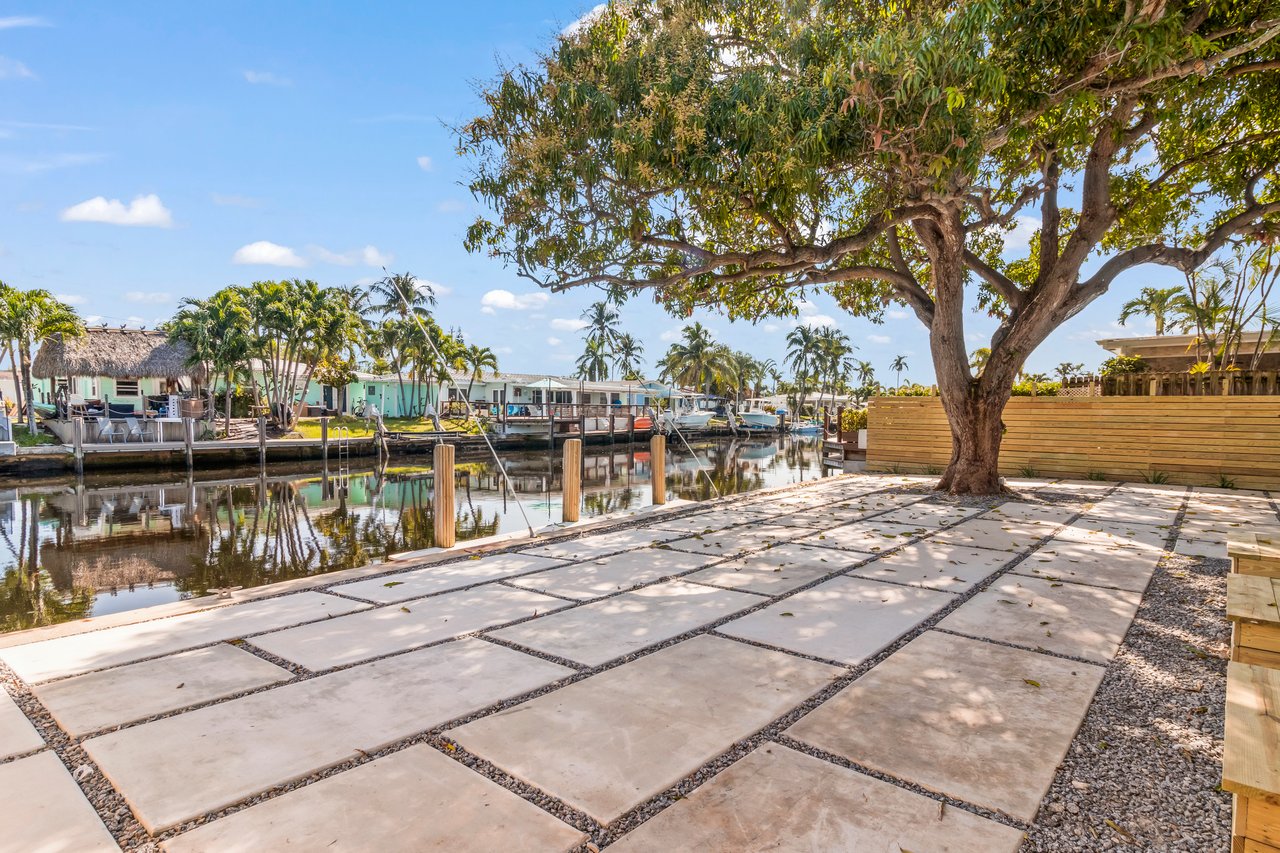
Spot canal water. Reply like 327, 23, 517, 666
0, 436, 827, 632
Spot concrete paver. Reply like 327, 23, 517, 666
875, 502, 985, 527
664, 523, 807, 558
0, 592, 369, 683
986, 501, 1080, 525
930, 518, 1060, 553
488, 580, 759, 666
848, 540, 1016, 592
939, 576, 1141, 663
1056, 518, 1170, 551
718, 576, 954, 665
0, 751, 117, 852
608, 745, 1023, 853
250, 584, 567, 670
163, 744, 584, 853
788, 631, 1105, 820
794, 520, 930, 554
1079, 497, 1181, 526
449, 635, 841, 823
521, 527, 685, 561
83, 638, 572, 833
1013, 539, 1162, 592
682, 543, 859, 595
331, 553, 568, 603
1173, 535, 1229, 560
506, 548, 718, 600
0, 688, 43, 760
34, 644, 292, 737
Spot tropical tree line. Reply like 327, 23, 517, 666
574, 300, 646, 381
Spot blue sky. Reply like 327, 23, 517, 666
1, 2, 1185, 384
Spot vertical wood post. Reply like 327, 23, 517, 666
651, 434, 666, 505
257, 415, 267, 467
183, 417, 194, 472
628, 409, 636, 443
73, 416, 84, 477
562, 438, 581, 523
321, 416, 329, 465
608, 412, 615, 442
548, 405, 555, 449
433, 442, 456, 548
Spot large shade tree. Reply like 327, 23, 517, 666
460, 0, 1280, 493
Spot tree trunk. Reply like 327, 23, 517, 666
224, 371, 233, 437
936, 385, 1009, 494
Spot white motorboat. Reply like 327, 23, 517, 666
736, 399, 779, 430
661, 409, 714, 430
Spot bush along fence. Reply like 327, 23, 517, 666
1063, 369, 1280, 397
865, 396, 1280, 489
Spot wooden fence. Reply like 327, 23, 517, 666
866, 396, 1280, 489
1063, 370, 1280, 397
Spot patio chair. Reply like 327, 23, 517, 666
96, 416, 123, 443
124, 417, 153, 442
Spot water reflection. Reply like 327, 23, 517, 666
0, 436, 824, 631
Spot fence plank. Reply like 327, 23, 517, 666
866, 396, 1280, 488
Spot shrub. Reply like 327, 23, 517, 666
891, 383, 937, 396
1011, 379, 1061, 396
840, 408, 869, 431
1100, 355, 1148, 376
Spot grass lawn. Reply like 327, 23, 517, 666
11, 427, 57, 447
291, 416, 478, 439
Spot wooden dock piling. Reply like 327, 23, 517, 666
183, 417, 194, 472
257, 415, 267, 467
321, 417, 329, 465
433, 442, 456, 548
72, 417, 84, 477
651, 434, 666, 505
562, 438, 581, 522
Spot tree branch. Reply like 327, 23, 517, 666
963, 250, 1025, 313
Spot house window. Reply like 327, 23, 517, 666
116, 380, 140, 396
82, 378, 98, 398
553, 391, 572, 404
367, 385, 377, 397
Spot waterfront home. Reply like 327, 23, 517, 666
1097, 331, 1280, 371
32, 328, 201, 415
444, 371, 669, 413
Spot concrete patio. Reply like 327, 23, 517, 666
0, 473, 1272, 851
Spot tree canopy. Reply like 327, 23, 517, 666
461, 0, 1280, 492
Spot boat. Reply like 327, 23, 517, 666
788, 421, 823, 434
660, 410, 714, 431
736, 398, 780, 430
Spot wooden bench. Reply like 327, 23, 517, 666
1228, 575, 1280, 668
1225, 662, 1280, 852
1230, 531, 1280, 578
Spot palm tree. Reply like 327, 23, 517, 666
613, 333, 645, 379
1055, 362, 1083, 384
657, 322, 726, 394
166, 290, 252, 435
969, 347, 991, 376
890, 354, 909, 390
575, 338, 610, 382
462, 344, 499, 400
0, 286, 84, 429
813, 328, 855, 410
369, 271, 435, 319
785, 326, 818, 414
854, 359, 875, 387
1117, 286, 1185, 336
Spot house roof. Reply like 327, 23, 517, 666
32, 328, 203, 381
1097, 331, 1280, 358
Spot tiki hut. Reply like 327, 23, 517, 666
32, 328, 204, 416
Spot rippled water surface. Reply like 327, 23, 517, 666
1, 436, 828, 631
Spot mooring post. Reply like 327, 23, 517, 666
548, 406, 556, 449
562, 437, 582, 523
321, 416, 329, 465
257, 415, 267, 467
433, 442, 456, 547
72, 416, 84, 477
628, 409, 636, 443
183, 417, 194, 472
651, 433, 666, 505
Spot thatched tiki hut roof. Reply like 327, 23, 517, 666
32, 328, 204, 381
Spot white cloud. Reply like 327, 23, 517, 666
546, 336, 562, 347
416, 155, 433, 171
480, 289, 550, 313
243, 70, 291, 86
211, 192, 261, 208
0, 16, 51, 28
867, 334, 891, 344
887, 309, 910, 320
435, 199, 466, 214
997, 215, 1040, 256
762, 323, 781, 334
549, 317, 588, 331
125, 291, 171, 304
0, 57, 35, 80
796, 313, 837, 328
60, 193, 173, 227
312, 244, 393, 267
54, 293, 85, 305
232, 240, 306, 267
562, 3, 606, 36
420, 279, 451, 297
84, 314, 102, 325
659, 328, 682, 342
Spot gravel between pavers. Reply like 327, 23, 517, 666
1020, 551, 1231, 852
